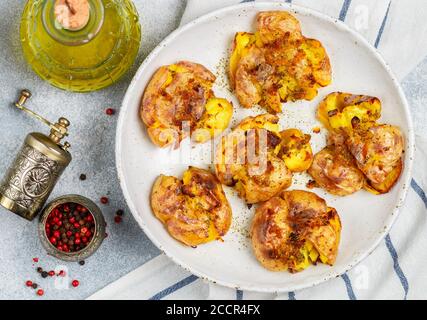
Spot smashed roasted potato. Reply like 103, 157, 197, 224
215, 114, 292, 204
141, 61, 233, 148
317, 92, 381, 133
347, 124, 404, 194
215, 114, 313, 203
150, 167, 232, 246
315, 92, 404, 194
308, 134, 365, 196
251, 190, 341, 272
229, 11, 332, 113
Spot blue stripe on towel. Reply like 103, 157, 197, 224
285, 0, 293, 3
236, 289, 243, 300
240, 0, 255, 3
371, 0, 409, 300
374, 1, 392, 48
411, 178, 427, 208
341, 273, 357, 300
149, 275, 199, 300
288, 291, 296, 300
385, 234, 409, 299
339, 0, 352, 22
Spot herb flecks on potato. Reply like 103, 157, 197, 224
151, 167, 232, 246
251, 190, 341, 273
215, 114, 312, 204
141, 61, 233, 148
229, 11, 332, 113
317, 92, 381, 133
311, 92, 404, 195
279, 129, 313, 172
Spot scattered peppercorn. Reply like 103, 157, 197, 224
78, 260, 85, 266
26, 280, 33, 287
48, 271, 55, 277
36, 289, 44, 296
41, 271, 48, 278
114, 216, 122, 224
32, 283, 38, 289
79, 174, 87, 181
116, 209, 124, 216
32, 258, 39, 263
105, 108, 115, 116
58, 270, 66, 277
100, 196, 109, 204
37, 267, 43, 273
71, 280, 80, 287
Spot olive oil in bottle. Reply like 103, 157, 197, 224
20, 0, 141, 92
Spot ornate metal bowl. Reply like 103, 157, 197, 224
38, 194, 106, 262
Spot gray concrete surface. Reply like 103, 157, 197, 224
0, 0, 186, 300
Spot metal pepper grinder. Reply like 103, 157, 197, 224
0, 90, 72, 221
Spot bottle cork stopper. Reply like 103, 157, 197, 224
54, 0, 90, 31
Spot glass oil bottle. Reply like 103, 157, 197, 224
20, 0, 141, 92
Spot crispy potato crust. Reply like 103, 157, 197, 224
141, 61, 233, 148
308, 145, 365, 196
317, 92, 381, 132
347, 124, 404, 193
215, 114, 293, 204
315, 92, 404, 195
279, 129, 313, 172
229, 11, 332, 113
365, 159, 403, 194
150, 167, 232, 246
251, 190, 341, 272
308, 132, 365, 196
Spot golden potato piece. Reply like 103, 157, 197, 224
257, 11, 303, 44
229, 32, 257, 89
193, 98, 233, 143
141, 61, 233, 148
271, 37, 332, 104
251, 190, 341, 272
317, 92, 381, 132
150, 167, 232, 246
347, 124, 404, 193
315, 93, 404, 195
365, 159, 403, 194
308, 144, 365, 196
229, 11, 332, 113
234, 45, 267, 109
215, 114, 292, 204
278, 129, 313, 172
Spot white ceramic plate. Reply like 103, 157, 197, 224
116, 2, 414, 292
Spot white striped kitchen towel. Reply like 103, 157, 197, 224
89, 0, 427, 300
